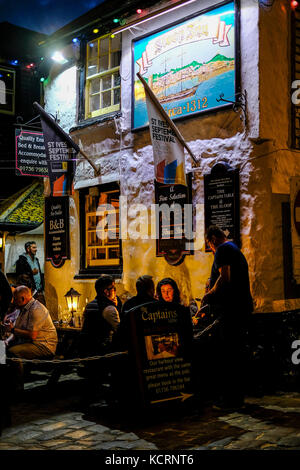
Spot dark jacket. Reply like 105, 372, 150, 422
78, 295, 122, 357
121, 294, 155, 316
0, 270, 12, 320
15, 254, 44, 291
114, 295, 157, 351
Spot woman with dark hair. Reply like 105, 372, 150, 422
156, 278, 181, 304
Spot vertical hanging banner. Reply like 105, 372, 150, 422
138, 72, 198, 185
146, 94, 186, 186
33, 102, 80, 197
137, 73, 197, 265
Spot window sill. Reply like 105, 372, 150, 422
70, 111, 122, 132
74, 265, 123, 280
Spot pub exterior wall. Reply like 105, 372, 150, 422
43, 0, 300, 319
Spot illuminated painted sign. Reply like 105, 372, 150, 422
132, 1, 236, 129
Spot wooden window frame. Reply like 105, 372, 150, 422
85, 33, 121, 119
76, 182, 123, 279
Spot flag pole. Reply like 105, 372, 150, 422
33, 102, 100, 177
136, 72, 199, 164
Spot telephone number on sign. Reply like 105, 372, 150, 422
166, 97, 208, 117
20, 166, 48, 174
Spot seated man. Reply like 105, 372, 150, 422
114, 275, 157, 351
77, 275, 122, 402
78, 275, 122, 358
5, 286, 58, 393
122, 275, 156, 315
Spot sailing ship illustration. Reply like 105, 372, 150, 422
154, 48, 199, 103
149, 49, 234, 104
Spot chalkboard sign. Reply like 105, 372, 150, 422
15, 129, 48, 177
155, 174, 193, 265
129, 300, 193, 407
204, 162, 240, 249
45, 196, 70, 268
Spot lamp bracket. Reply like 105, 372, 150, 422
216, 90, 247, 126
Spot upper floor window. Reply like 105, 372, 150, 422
0, 67, 15, 115
85, 34, 121, 119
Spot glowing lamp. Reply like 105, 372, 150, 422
113, 18, 119, 23
0, 233, 3, 251
136, 9, 142, 14
72, 37, 79, 43
40, 77, 45, 82
93, 28, 99, 33
51, 51, 68, 64
291, 0, 298, 7
64, 288, 81, 327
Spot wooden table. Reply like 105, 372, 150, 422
47, 325, 82, 388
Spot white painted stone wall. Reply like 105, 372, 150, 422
43, 0, 300, 318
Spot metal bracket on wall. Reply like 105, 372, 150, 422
216, 90, 247, 126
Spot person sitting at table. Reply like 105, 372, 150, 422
78, 275, 122, 358
122, 275, 156, 315
5, 286, 57, 394
3, 277, 37, 346
77, 275, 122, 404
113, 275, 157, 351
156, 277, 193, 358
156, 277, 181, 304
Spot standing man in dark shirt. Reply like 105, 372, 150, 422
201, 225, 253, 409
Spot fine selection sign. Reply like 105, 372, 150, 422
155, 175, 193, 265
45, 196, 70, 268
129, 300, 193, 407
15, 129, 48, 177
204, 163, 240, 249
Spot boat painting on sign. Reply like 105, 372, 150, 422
132, 1, 236, 129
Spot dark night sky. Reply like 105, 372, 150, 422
0, 0, 105, 35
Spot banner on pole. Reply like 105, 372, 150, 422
145, 93, 187, 186
40, 116, 77, 197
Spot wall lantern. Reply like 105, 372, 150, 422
64, 287, 81, 326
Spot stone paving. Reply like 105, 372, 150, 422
1, 371, 300, 451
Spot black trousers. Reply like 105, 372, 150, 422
212, 317, 248, 405
0, 365, 11, 434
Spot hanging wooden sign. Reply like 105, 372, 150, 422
45, 196, 70, 268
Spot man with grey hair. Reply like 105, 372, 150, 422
5, 286, 57, 392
